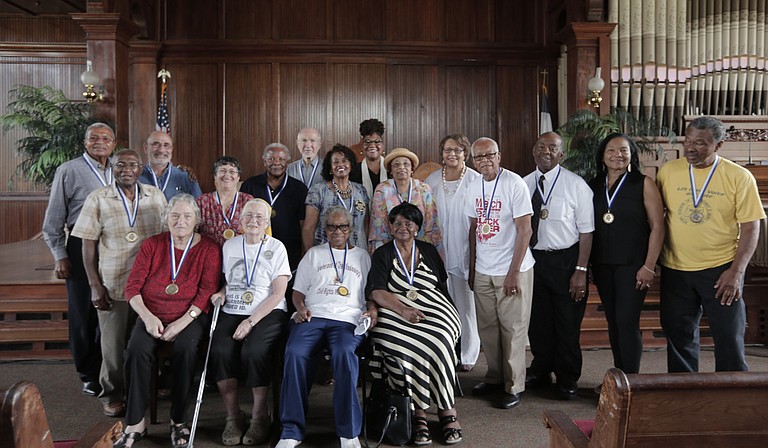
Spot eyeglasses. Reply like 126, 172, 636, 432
216, 168, 239, 176
391, 221, 417, 229
363, 139, 383, 146
326, 224, 351, 233
442, 147, 464, 155
149, 142, 173, 149
114, 161, 141, 169
391, 161, 412, 169
472, 152, 498, 162
242, 214, 267, 223
87, 135, 115, 143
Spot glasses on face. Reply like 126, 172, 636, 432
87, 135, 115, 143
266, 156, 288, 164
326, 224, 351, 233
242, 213, 267, 224
149, 142, 173, 149
115, 161, 141, 170
363, 139, 383, 146
442, 147, 464, 155
391, 161, 411, 169
216, 168, 239, 176
472, 152, 498, 162
391, 220, 417, 229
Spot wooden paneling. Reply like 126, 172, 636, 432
443, 65, 495, 153
164, 0, 219, 40
279, 63, 328, 157
330, 63, 387, 149
388, 65, 441, 159
444, 0, 493, 42
332, 0, 385, 41
495, 1, 544, 44
275, 0, 326, 40
224, 63, 274, 178
386, 0, 443, 42
165, 63, 221, 193
223, 0, 272, 40
0, 195, 48, 244
0, 16, 84, 42
496, 65, 538, 173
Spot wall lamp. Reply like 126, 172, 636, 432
81, 60, 105, 103
587, 67, 604, 108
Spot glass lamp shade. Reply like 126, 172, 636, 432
587, 76, 604, 93
80, 70, 100, 86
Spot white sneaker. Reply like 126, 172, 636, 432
276, 439, 302, 448
340, 437, 362, 448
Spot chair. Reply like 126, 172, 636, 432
0, 381, 122, 448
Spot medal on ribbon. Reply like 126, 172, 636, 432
329, 242, 349, 297
166, 232, 194, 295
394, 239, 418, 300
394, 179, 413, 204
301, 160, 319, 187
688, 156, 720, 224
480, 169, 502, 235
117, 183, 140, 243
217, 191, 239, 239
149, 164, 172, 193
83, 153, 113, 187
266, 174, 288, 207
537, 167, 561, 221
242, 235, 267, 305
603, 171, 629, 225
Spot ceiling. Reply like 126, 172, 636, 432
0, 0, 86, 15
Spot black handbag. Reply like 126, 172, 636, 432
363, 353, 412, 447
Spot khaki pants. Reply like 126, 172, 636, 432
97, 301, 135, 404
473, 269, 533, 395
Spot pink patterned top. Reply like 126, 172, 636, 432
196, 191, 254, 247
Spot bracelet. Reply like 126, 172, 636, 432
642, 265, 655, 274
575, 265, 588, 272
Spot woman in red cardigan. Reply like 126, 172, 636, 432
115, 193, 222, 448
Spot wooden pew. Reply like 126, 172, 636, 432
543, 368, 768, 448
0, 381, 122, 448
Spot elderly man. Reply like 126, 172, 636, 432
287, 127, 324, 189
42, 122, 115, 398
657, 116, 766, 373
138, 130, 201, 201
71, 149, 166, 417
465, 137, 535, 410
241, 143, 308, 310
523, 132, 594, 400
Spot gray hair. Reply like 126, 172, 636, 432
262, 143, 291, 161
470, 137, 499, 157
85, 122, 115, 138
688, 116, 726, 143
112, 148, 143, 164
162, 193, 202, 231
323, 206, 353, 228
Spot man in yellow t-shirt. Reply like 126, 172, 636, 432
656, 116, 765, 373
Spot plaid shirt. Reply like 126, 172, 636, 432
71, 182, 167, 301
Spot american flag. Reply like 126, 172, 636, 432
156, 82, 170, 133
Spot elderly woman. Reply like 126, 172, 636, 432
197, 156, 254, 246
368, 203, 462, 445
209, 198, 291, 446
302, 144, 369, 252
117, 194, 221, 448
368, 147, 442, 254
349, 118, 389, 198
425, 134, 482, 372
589, 133, 664, 375
276, 206, 375, 448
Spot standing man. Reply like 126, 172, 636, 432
657, 116, 765, 372
138, 130, 202, 201
523, 132, 594, 400
241, 143, 308, 310
43, 122, 115, 397
71, 149, 166, 417
287, 127, 324, 189
465, 137, 535, 410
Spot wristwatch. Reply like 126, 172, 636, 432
188, 309, 199, 319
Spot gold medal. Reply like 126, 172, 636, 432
126, 231, 138, 243
540, 208, 549, 220
242, 291, 254, 304
355, 200, 366, 212
481, 223, 491, 235
690, 211, 703, 223
223, 228, 235, 239
602, 211, 615, 224
337, 286, 349, 296
165, 283, 179, 295
407, 289, 418, 300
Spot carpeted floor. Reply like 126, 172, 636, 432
2, 346, 767, 448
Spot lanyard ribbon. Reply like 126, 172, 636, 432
83, 153, 112, 186
481, 169, 502, 222
116, 183, 139, 229
328, 242, 348, 283
266, 175, 289, 206
537, 166, 561, 206
604, 171, 629, 210
169, 232, 194, 283
689, 155, 720, 208
393, 179, 413, 204
301, 160, 319, 186
149, 164, 172, 193
393, 240, 416, 287
242, 236, 266, 288
216, 191, 239, 227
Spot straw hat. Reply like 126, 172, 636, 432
383, 147, 420, 171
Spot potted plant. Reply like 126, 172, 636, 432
1, 85, 94, 189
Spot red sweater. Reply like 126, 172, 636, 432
125, 232, 221, 324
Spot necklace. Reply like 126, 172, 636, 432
442, 165, 467, 195
332, 180, 352, 199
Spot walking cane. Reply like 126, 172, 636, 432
188, 301, 221, 447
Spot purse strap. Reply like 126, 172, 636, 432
362, 346, 412, 448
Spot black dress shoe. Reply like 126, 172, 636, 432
81, 381, 101, 397
557, 381, 578, 400
499, 392, 521, 409
471, 382, 504, 396
525, 372, 552, 389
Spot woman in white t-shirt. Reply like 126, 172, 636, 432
209, 199, 292, 446
276, 206, 374, 448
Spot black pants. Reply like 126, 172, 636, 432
592, 264, 646, 374
66, 236, 102, 382
528, 245, 587, 384
123, 318, 204, 425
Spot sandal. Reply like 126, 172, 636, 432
242, 416, 271, 446
222, 411, 244, 446
439, 414, 463, 445
113, 428, 147, 448
170, 422, 191, 448
412, 416, 432, 446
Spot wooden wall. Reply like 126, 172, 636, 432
0, 0, 560, 242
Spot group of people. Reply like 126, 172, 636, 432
42, 115, 764, 447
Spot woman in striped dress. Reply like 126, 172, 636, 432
367, 203, 463, 445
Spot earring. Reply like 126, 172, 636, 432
628, 164, 632, 172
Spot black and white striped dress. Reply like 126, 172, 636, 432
369, 257, 461, 410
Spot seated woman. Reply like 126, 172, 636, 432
117, 193, 222, 448
209, 198, 291, 446
276, 206, 375, 448
367, 203, 463, 446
